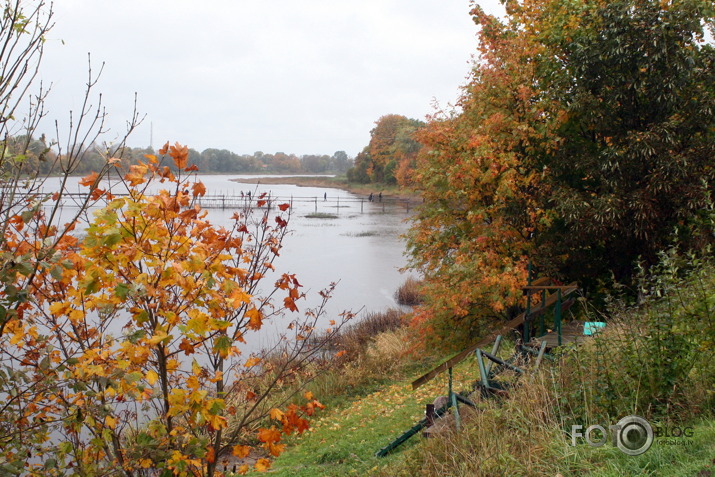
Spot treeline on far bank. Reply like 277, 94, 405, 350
5, 135, 354, 176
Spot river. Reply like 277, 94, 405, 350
40, 174, 415, 352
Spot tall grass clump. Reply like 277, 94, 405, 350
335, 308, 405, 357
394, 277, 424, 306
377, 370, 573, 477
557, 250, 715, 424
303, 309, 422, 405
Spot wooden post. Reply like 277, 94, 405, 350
534, 340, 548, 371
525, 263, 533, 343
448, 367, 460, 431
425, 404, 436, 428
476, 349, 489, 389
540, 289, 547, 337
556, 290, 563, 346
361, 199, 364, 213
484, 335, 502, 376
314, 197, 317, 212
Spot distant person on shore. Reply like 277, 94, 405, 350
368, 193, 374, 202
324, 192, 327, 201
378, 192, 382, 202
247, 190, 251, 199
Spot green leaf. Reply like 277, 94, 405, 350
213, 335, 232, 358
50, 266, 64, 281
114, 283, 130, 300
84, 277, 100, 295
102, 231, 122, 247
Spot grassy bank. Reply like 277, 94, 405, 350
236, 260, 715, 476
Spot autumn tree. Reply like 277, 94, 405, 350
407, 0, 715, 345
2, 143, 349, 475
348, 114, 423, 186
0, 2, 142, 470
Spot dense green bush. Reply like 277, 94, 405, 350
558, 251, 715, 424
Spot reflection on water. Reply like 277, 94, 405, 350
40, 174, 415, 353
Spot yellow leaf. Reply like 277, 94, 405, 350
244, 356, 261, 368
49, 302, 69, 316
146, 330, 170, 345
105, 415, 117, 429
206, 413, 227, 431
304, 391, 314, 400
231, 289, 252, 307
269, 408, 284, 421
186, 375, 200, 390
145, 370, 158, 386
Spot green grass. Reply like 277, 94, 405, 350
261, 360, 476, 477
557, 419, 715, 476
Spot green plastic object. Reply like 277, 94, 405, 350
583, 322, 606, 336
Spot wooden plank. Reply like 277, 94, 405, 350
521, 284, 579, 291
527, 277, 552, 287
411, 283, 578, 390
411, 310, 528, 390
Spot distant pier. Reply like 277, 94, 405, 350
47, 192, 414, 214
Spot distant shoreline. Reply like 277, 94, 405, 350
229, 175, 422, 204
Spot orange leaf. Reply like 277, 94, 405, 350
304, 391, 314, 400
90, 188, 105, 200
257, 427, 281, 443
254, 458, 271, 472
206, 446, 216, 463
158, 141, 169, 155
267, 441, 285, 457
232, 445, 251, 459
246, 308, 263, 330
269, 408, 284, 420
169, 142, 189, 169
179, 339, 195, 355
244, 356, 261, 368
192, 181, 207, 197
278, 203, 290, 211
284, 296, 298, 312
79, 171, 99, 187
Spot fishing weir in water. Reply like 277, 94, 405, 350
52, 192, 414, 214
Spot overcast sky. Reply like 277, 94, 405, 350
38, 1, 504, 157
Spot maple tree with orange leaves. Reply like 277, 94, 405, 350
1, 142, 350, 475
